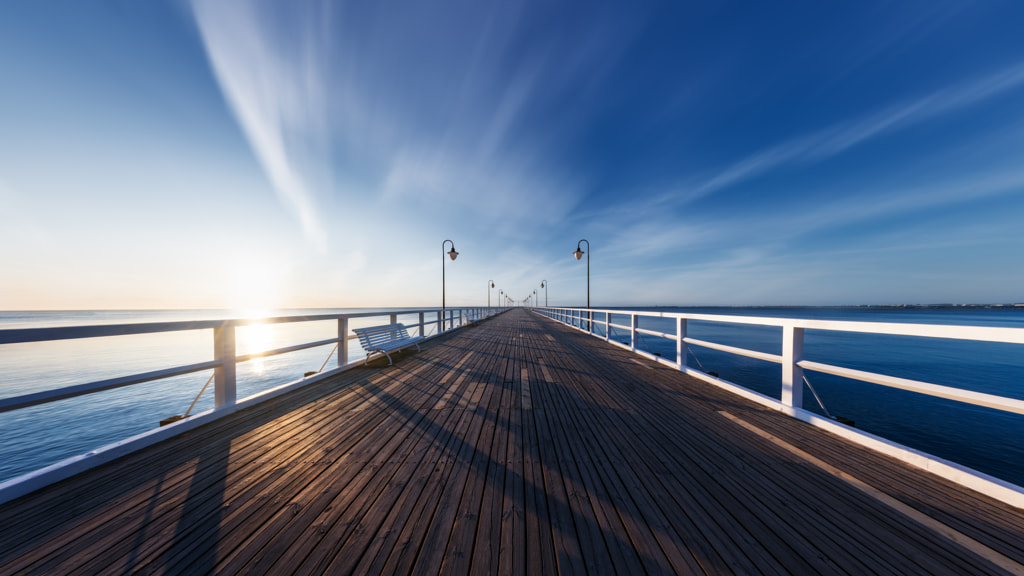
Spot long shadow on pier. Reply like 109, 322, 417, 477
3, 310, 1024, 575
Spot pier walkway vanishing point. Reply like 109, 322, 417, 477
1, 309, 1024, 575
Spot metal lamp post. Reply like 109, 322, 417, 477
541, 280, 548, 307
574, 239, 590, 329
488, 280, 494, 308
533, 289, 537, 308
442, 239, 458, 316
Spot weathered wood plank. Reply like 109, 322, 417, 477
3, 309, 1024, 576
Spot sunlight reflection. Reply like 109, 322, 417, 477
238, 321, 275, 375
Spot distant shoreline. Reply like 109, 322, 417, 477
632, 303, 1024, 310
1, 303, 1022, 313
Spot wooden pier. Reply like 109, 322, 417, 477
1, 309, 1023, 574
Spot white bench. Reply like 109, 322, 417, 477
353, 323, 422, 365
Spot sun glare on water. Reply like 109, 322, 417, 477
238, 319, 275, 375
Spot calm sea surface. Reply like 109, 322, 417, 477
2, 307, 1023, 487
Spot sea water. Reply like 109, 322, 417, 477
1, 307, 1023, 487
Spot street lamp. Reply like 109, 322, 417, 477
573, 239, 589, 309
488, 280, 494, 308
574, 239, 590, 329
442, 239, 458, 313
541, 280, 548, 307
533, 289, 537, 308
499, 289, 505, 308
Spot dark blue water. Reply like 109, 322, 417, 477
2, 306, 1023, 488
573, 306, 1024, 487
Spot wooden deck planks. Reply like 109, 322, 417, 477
539, 315, 1006, 575
530, 312, 1024, 575
2, 309, 1024, 575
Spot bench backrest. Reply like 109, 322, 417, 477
354, 324, 414, 349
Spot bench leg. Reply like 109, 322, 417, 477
385, 351, 393, 365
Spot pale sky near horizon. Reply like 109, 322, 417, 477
2, 0, 1023, 310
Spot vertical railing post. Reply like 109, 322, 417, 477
676, 317, 687, 370
338, 317, 349, 367
418, 312, 425, 337
605, 312, 610, 341
782, 325, 805, 410
630, 314, 638, 352
214, 324, 236, 408
459, 309, 462, 328
437, 311, 443, 333
390, 313, 397, 324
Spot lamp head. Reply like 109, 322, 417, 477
490, 282, 495, 288
541, 281, 545, 288
573, 248, 584, 260
448, 248, 459, 261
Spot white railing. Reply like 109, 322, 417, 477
0, 306, 507, 503
536, 306, 1024, 415
0, 306, 506, 414
535, 306, 1024, 508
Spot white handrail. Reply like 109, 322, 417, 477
535, 306, 1024, 416
0, 306, 507, 414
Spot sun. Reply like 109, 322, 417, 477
237, 321, 275, 375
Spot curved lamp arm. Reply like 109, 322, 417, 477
442, 240, 458, 311
573, 239, 590, 309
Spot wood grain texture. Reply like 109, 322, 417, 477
1, 309, 1022, 575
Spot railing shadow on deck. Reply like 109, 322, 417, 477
338, 363, 688, 573
529, 306, 1024, 512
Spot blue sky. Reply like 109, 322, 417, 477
1, 0, 1023, 309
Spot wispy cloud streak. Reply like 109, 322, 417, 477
190, 0, 331, 250
693, 62, 1024, 199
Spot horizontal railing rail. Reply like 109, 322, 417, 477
0, 360, 224, 413
534, 306, 1024, 417
0, 306, 507, 414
